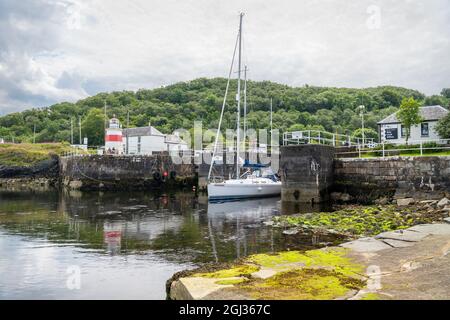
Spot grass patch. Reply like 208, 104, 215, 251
361, 150, 450, 158
0, 143, 74, 166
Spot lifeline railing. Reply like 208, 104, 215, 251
335, 138, 450, 159
282, 130, 374, 147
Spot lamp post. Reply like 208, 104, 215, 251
358, 105, 365, 147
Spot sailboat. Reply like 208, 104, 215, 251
207, 13, 281, 201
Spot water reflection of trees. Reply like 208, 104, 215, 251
0, 190, 327, 264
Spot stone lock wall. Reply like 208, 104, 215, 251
280, 145, 335, 204
280, 144, 450, 203
333, 156, 450, 202
59, 154, 196, 191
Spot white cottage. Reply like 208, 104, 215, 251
377, 105, 449, 144
122, 126, 188, 155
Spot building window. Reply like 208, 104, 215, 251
384, 127, 398, 140
137, 136, 141, 153
401, 125, 407, 138
421, 123, 429, 137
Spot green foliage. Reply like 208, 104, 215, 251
0, 78, 441, 145
424, 95, 447, 107
441, 88, 450, 100
350, 128, 378, 140
436, 111, 450, 139
397, 97, 423, 143
81, 108, 106, 146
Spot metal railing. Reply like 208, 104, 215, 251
283, 130, 374, 147
335, 138, 450, 158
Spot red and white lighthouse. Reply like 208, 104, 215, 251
105, 116, 123, 154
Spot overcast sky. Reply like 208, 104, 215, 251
0, 0, 449, 115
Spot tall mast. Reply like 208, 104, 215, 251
207, 21, 240, 181
270, 98, 273, 151
243, 65, 248, 149
236, 12, 244, 179
270, 97, 273, 134
78, 116, 82, 145
70, 118, 73, 145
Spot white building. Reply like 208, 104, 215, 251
377, 105, 449, 144
122, 126, 188, 155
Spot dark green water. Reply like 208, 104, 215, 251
0, 190, 332, 300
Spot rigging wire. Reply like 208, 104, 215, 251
207, 29, 240, 181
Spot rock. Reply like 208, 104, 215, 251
340, 237, 391, 253
397, 198, 414, 206
68, 180, 83, 190
97, 210, 122, 216
400, 261, 422, 272
376, 230, 428, 242
251, 269, 277, 279
283, 229, 299, 235
408, 223, 450, 236
244, 224, 261, 229
330, 192, 352, 202
381, 238, 415, 248
170, 277, 239, 300
444, 217, 450, 224
437, 198, 450, 208
375, 197, 389, 205
420, 200, 438, 204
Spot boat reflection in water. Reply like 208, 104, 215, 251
204, 196, 281, 261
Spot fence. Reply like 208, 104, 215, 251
335, 138, 450, 159
283, 130, 374, 147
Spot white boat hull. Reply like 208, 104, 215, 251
208, 179, 281, 200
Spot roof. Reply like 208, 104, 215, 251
378, 105, 449, 124
122, 126, 188, 145
122, 126, 165, 137
166, 134, 188, 145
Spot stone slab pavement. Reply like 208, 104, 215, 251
348, 223, 450, 300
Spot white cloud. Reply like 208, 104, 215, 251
0, 0, 449, 115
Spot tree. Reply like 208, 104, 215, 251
381, 89, 401, 107
441, 88, 450, 99
81, 108, 106, 146
436, 112, 450, 139
424, 95, 446, 106
0, 78, 434, 144
351, 128, 378, 140
397, 97, 423, 144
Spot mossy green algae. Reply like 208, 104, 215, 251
191, 248, 366, 300
215, 278, 248, 285
247, 248, 364, 276
237, 268, 365, 300
273, 205, 438, 237
193, 265, 259, 279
